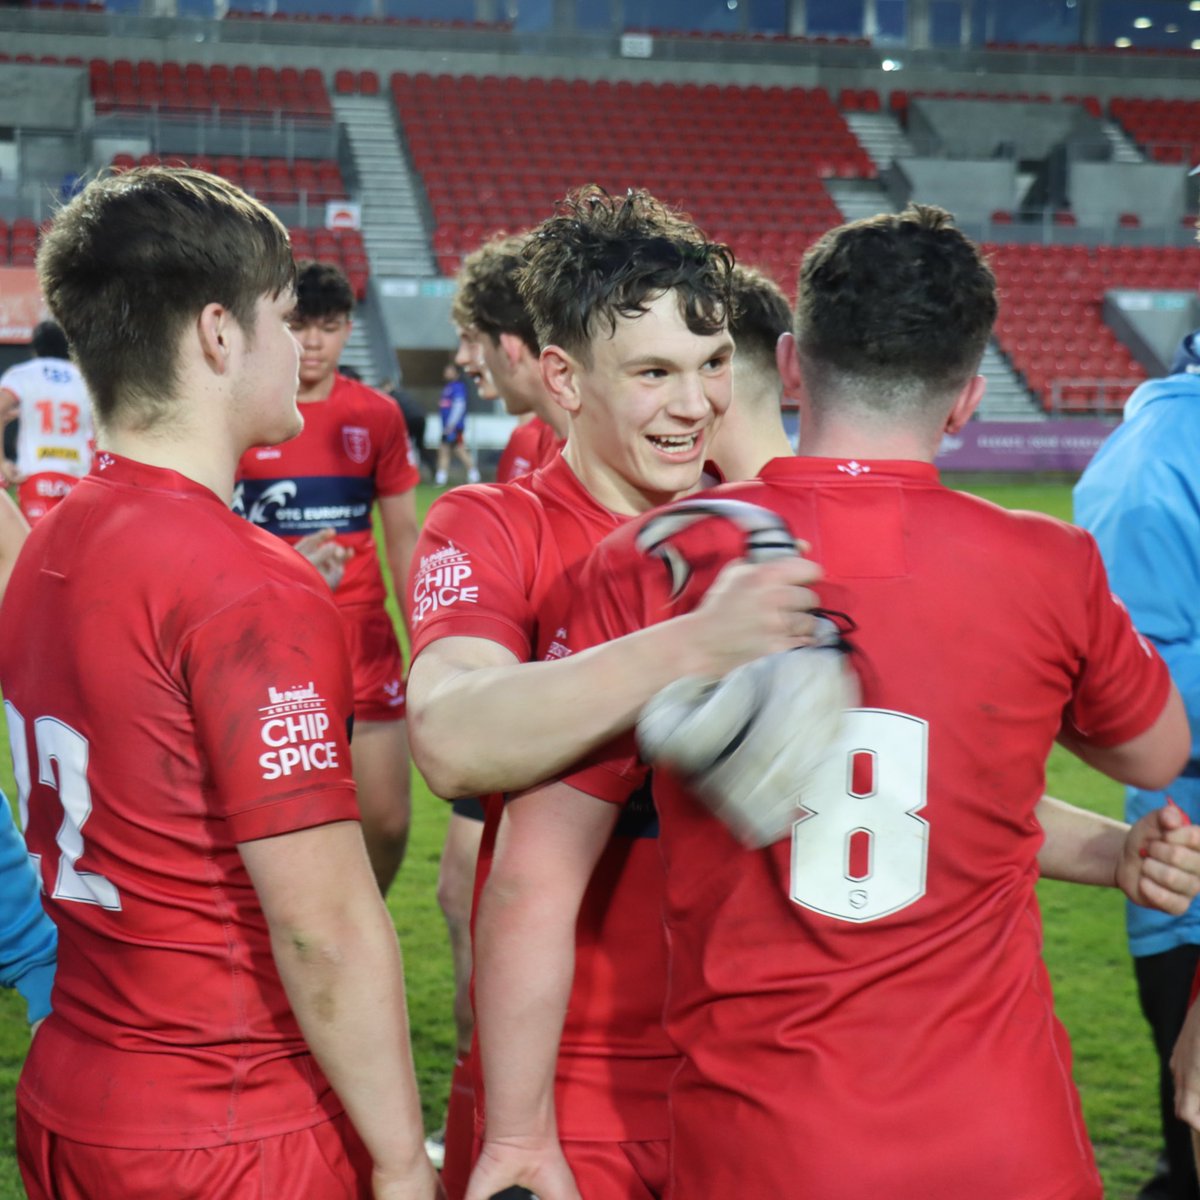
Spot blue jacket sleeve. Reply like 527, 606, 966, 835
0, 795, 56, 1023
1078, 456, 1200, 757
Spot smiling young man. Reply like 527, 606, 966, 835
234, 260, 420, 896
405, 186, 821, 1199
466, 205, 1193, 1200
0, 168, 436, 1200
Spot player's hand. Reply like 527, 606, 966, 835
1117, 800, 1200, 915
294, 527, 352, 592
1, 460, 22, 485
1172, 996, 1200, 1130
372, 1154, 445, 1200
464, 1135, 580, 1200
688, 552, 822, 678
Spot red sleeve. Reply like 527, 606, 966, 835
372, 394, 420, 497
181, 581, 359, 843
1062, 532, 1173, 748
408, 485, 539, 662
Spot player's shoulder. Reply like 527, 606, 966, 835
427, 475, 548, 535
332, 374, 401, 418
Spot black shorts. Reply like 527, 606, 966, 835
451, 796, 485, 822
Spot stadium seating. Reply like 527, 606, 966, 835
1110, 96, 1200, 163
394, 73, 874, 278
109, 152, 348, 204
987, 242, 1200, 411
0, 212, 368, 298
89, 59, 333, 119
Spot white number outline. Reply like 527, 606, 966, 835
790, 708, 929, 924
4, 701, 121, 911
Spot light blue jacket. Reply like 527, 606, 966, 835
0, 794, 55, 1021
1074, 340, 1200, 956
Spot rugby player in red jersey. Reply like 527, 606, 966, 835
452, 233, 567, 485
466, 206, 1196, 1200
1, 167, 437, 1200
406, 186, 822, 1200
235, 261, 420, 895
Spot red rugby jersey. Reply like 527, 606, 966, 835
235, 374, 418, 609
0, 453, 359, 1149
496, 415, 564, 485
408, 454, 676, 1141
564, 456, 1171, 1200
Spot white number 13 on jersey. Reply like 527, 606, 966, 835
790, 709, 928, 923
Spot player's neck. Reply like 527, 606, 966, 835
797, 420, 938, 464
561, 440, 689, 517
531, 390, 569, 437
99, 420, 239, 502
297, 372, 337, 404
714, 421, 795, 482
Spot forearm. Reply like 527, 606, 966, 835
1036, 794, 1127, 887
0, 492, 29, 601
410, 616, 710, 798
473, 873, 576, 1141
271, 893, 427, 1173
387, 532, 417, 639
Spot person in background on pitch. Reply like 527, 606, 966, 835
0, 319, 95, 526
1078, 327, 1200, 1200
435, 361, 479, 486
234, 260, 420, 896
1, 166, 438, 1200
464, 205, 1195, 1200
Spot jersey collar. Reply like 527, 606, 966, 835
90, 451, 227, 504
758, 455, 940, 484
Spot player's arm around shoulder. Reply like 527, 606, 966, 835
465, 780, 619, 1200
407, 510, 823, 800
240, 821, 440, 1200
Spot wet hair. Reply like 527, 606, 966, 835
728, 265, 792, 371
518, 186, 734, 364
31, 319, 70, 361
292, 260, 355, 321
451, 233, 539, 354
794, 204, 996, 415
38, 166, 294, 430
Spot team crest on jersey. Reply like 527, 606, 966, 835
343, 425, 371, 464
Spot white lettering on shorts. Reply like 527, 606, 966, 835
257, 681, 341, 780
411, 542, 480, 626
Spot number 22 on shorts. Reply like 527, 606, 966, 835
790, 708, 929, 923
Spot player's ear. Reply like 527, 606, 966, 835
540, 345, 581, 414
776, 332, 803, 397
944, 374, 985, 434
196, 302, 232, 374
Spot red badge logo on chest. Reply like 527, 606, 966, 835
342, 425, 371, 464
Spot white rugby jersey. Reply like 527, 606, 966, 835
0, 357, 94, 479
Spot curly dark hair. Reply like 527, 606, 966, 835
292, 259, 355, 321
728, 265, 792, 370
451, 233, 539, 354
517, 186, 735, 364
795, 204, 997, 409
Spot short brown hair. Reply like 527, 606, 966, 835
729, 265, 792, 370
518, 186, 734, 364
795, 204, 996, 412
38, 166, 295, 431
451, 233, 539, 354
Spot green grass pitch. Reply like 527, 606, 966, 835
0, 478, 1167, 1197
